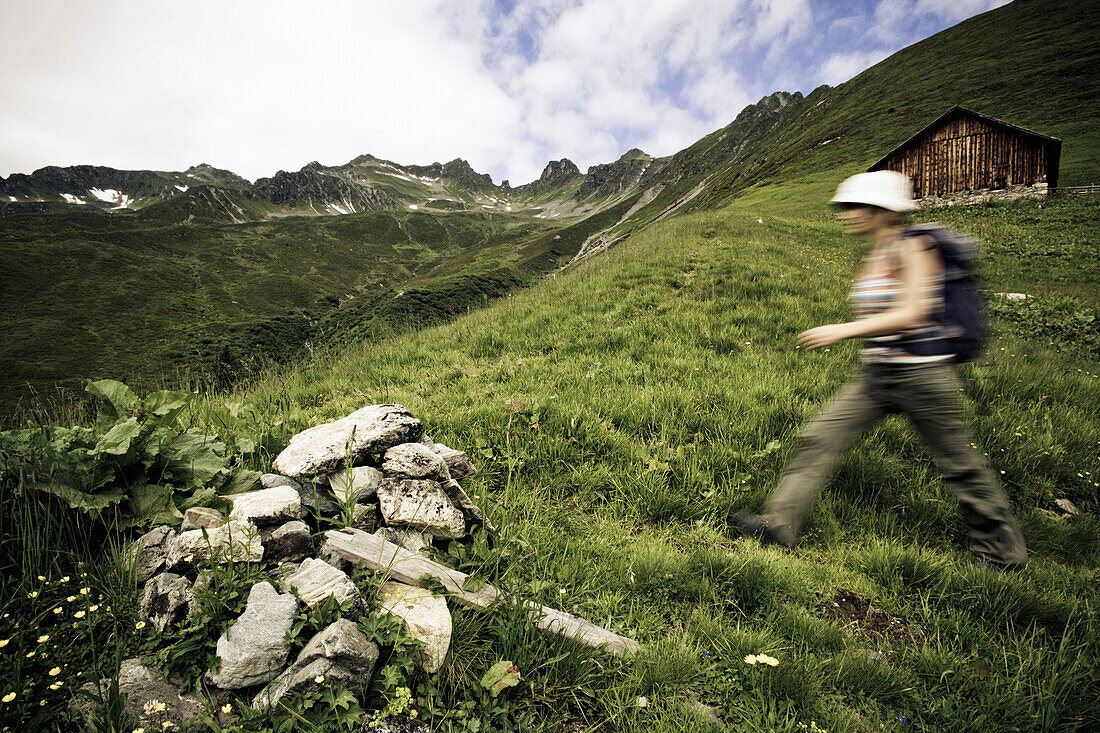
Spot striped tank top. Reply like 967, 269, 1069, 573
850, 272, 953, 364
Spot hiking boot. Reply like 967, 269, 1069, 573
970, 554, 1026, 573
731, 512, 793, 548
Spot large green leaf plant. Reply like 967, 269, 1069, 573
0, 380, 259, 528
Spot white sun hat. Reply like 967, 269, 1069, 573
830, 170, 916, 212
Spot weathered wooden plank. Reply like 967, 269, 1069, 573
323, 528, 641, 656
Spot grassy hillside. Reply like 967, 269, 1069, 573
139, 188, 1094, 731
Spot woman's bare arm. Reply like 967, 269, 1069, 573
797, 236, 941, 349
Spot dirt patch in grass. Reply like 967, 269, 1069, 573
818, 588, 925, 646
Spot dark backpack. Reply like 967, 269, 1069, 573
898, 223, 986, 362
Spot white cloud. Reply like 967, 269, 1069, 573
0, 0, 1015, 186
869, 0, 1010, 44
818, 48, 893, 86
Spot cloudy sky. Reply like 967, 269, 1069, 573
1, 0, 1010, 185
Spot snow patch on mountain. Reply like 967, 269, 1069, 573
88, 188, 136, 209
89, 188, 135, 208
176, 184, 189, 192
61, 193, 86, 205
8, 196, 16, 202
408, 204, 419, 210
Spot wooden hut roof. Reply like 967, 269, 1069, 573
868, 106, 1061, 171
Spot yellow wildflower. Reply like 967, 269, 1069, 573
314, 675, 325, 684
67, 596, 76, 602
744, 654, 758, 665
2, 692, 14, 703
79, 587, 90, 595
60, 576, 69, 583
220, 704, 232, 714
25, 651, 35, 658
133, 729, 145, 733
49, 683, 61, 691
37, 635, 49, 644
135, 621, 146, 630
52, 608, 62, 614
162, 722, 174, 730
74, 611, 86, 619
757, 654, 779, 667
0, 639, 8, 648
89, 605, 99, 613
48, 667, 61, 676
37, 575, 45, 581
27, 591, 38, 599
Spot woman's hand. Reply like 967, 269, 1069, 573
798, 323, 854, 349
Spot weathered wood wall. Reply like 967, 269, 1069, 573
880, 116, 1052, 197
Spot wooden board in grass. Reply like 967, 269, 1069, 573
323, 527, 641, 656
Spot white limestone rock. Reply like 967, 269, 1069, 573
376, 478, 465, 538
180, 506, 225, 532
253, 657, 349, 710
272, 404, 422, 478
126, 526, 176, 584
206, 582, 298, 689
1054, 498, 1080, 515
261, 473, 303, 491
376, 581, 452, 673
141, 572, 194, 632
383, 443, 448, 480
74, 658, 207, 729
252, 618, 379, 709
263, 520, 314, 564
373, 527, 434, 554
168, 519, 264, 566
279, 557, 360, 608
327, 465, 383, 506
431, 444, 477, 481
225, 486, 303, 525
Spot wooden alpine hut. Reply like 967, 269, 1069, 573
868, 106, 1061, 197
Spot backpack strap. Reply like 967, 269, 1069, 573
901, 223, 976, 281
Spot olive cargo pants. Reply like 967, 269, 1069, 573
763, 361, 1028, 569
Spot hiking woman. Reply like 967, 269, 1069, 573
733, 171, 1028, 571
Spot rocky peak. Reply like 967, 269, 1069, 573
405, 162, 444, 179
539, 159, 580, 183
618, 148, 651, 162
441, 159, 494, 188
183, 164, 251, 189
743, 91, 804, 119
575, 149, 652, 201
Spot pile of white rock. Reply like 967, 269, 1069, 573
109, 404, 484, 730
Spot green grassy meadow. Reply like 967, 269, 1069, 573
207, 189, 1100, 730
5, 181, 1094, 731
